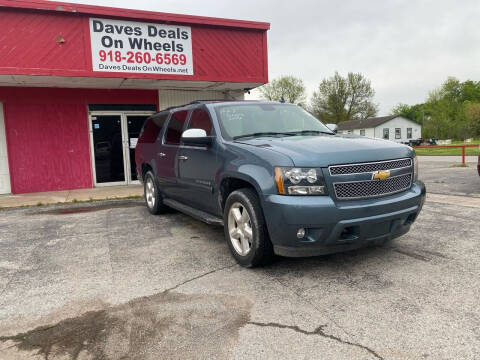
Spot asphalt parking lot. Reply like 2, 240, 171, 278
1, 157, 480, 360
419, 156, 480, 197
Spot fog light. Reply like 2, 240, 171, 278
297, 228, 306, 239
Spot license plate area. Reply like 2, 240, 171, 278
370, 221, 391, 238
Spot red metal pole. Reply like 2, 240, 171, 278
462, 146, 465, 165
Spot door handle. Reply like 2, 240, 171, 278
158, 152, 166, 158
178, 155, 189, 161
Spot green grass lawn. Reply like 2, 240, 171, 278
414, 139, 480, 156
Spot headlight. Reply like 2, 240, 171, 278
275, 167, 328, 195
413, 157, 418, 181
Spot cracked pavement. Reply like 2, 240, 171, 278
1, 159, 480, 359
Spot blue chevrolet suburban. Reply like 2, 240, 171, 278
135, 101, 426, 267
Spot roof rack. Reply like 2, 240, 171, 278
161, 99, 258, 112
189, 99, 235, 103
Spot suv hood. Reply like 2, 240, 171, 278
236, 134, 414, 167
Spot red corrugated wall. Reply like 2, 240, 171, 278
4, 103, 91, 193
1, 87, 158, 194
0, 9, 89, 72
0, 8, 268, 83
192, 27, 265, 81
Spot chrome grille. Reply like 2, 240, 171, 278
334, 174, 412, 200
329, 158, 412, 176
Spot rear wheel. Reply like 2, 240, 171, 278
144, 170, 168, 215
224, 188, 274, 267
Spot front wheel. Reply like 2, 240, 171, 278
223, 188, 274, 267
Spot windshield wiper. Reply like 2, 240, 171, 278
286, 130, 335, 136
233, 132, 296, 140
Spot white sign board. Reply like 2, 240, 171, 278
89, 18, 193, 76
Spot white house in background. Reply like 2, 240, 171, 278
336, 115, 422, 143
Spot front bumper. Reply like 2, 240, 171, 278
262, 181, 426, 257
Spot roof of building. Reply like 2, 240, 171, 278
0, 0, 270, 30
336, 115, 417, 131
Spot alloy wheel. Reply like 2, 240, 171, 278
145, 177, 155, 209
227, 202, 253, 256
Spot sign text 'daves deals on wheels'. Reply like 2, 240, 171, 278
89, 18, 194, 75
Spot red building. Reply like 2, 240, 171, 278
0, 0, 269, 194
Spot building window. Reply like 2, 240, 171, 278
383, 128, 389, 139
347, 130, 353, 134
407, 128, 412, 139
360, 129, 365, 136
395, 128, 401, 139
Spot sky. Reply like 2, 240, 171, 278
66, 0, 480, 115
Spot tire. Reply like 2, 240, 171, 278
144, 170, 168, 215
223, 188, 274, 267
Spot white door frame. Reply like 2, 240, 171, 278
88, 111, 154, 187
0, 102, 11, 194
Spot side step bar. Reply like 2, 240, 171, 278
163, 199, 224, 226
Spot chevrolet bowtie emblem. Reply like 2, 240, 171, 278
372, 170, 391, 181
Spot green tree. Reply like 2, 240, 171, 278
424, 78, 480, 139
464, 102, 480, 137
391, 77, 480, 140
258, 76, 306, 106
310, 72, 378, 123
391, 103, 425, 125
423, 89, 456, 139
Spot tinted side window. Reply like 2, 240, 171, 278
165, 110, 189, 145
187, 109, 213, 135
138, 114, 168, 143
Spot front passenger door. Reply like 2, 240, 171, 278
177, 108, 219, 214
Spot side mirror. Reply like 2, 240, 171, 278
325, 124, 338, 133
181, 128, 214, 146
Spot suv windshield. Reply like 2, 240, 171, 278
215, 103, 333, 140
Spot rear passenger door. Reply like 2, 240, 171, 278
156, 110, 189, 200
177, 107, 219, 214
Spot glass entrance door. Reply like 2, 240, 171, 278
91, 114, 126, 184
90, 112, 153, 186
